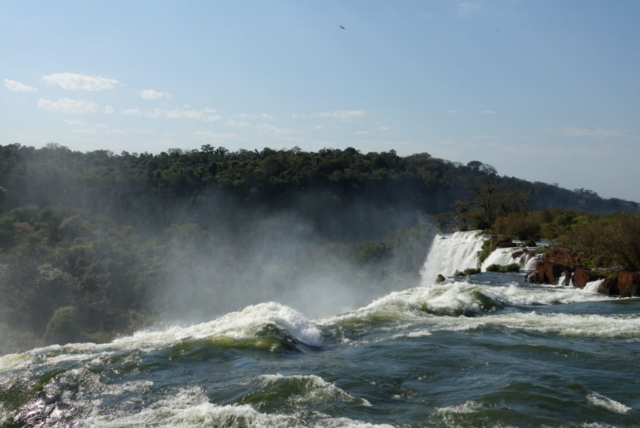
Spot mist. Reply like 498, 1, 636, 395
149, 193, 435, 322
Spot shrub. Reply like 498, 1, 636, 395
503, 263, 521, 272
485, 264, 500, 272
453, 268, 480, 276
485, 263, 520, 273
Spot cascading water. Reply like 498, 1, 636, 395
1, 232, 639, 427
420, 230, 485, 286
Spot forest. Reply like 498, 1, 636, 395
0, 143, 637, 355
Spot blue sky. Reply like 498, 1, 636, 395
2, 1, 639, 201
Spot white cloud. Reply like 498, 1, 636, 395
193, 131, 242, 141
64, 120, 87, 127
292, 110, 365, 122
238, 113, 274, 120
355, 131, 370, 135
38, 98, 99, 113
446, 110, 456, 114
43, 72, 119, 91
378, 126, 391, 131
481, 110, 496, 114
317, 110, 365, 122
457, 3, 480, 17
257, 124, 295, 135
3, 78, 37, 92
315, 125, 324, 130
226, 119, 250, 127
123, 108, 142, 116
137, 89, 171, 100
559, 127, 625, 137
122, 107, 220, 121
94, 123, 109, 129
104, 105, 114, 114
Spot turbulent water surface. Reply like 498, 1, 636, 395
1, 232, 639, 427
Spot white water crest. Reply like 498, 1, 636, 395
587, 391, 632, 414
0, 302, 320, 374
319, 280, 635, 339
253, 374, 371, 407
81, 386, 390, 428
421, 231, 485, 285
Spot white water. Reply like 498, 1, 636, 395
584, 279, 605, 293
481, 247, 529, 271
421, 231, 485, 285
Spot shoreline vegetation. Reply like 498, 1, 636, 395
0, 143, 638, 355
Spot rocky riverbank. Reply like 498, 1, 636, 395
524, 246, 640, 297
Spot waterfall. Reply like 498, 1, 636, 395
421, 231, 485, 286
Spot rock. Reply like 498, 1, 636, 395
598, 278, 620, 296
572, 267, 604, 289
497, 241, 517, 249
595, 271, 640, 297
616, 271, 640, 297
528, 261, 566, 284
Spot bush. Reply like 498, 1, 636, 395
453, 268, 481, 277
485, 263, 520, 273
485, 264, 500, 272
492, 212, 540, 240
561, 212, 640, 270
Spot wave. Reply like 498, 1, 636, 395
81, 386, 390, 428
241, 374, 371, 409
321, 280, 613, 326
0, 302, 321, 374
586, 391, 632, 414
319, 281, 640, 340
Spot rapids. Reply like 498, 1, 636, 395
1, 232, 638, 427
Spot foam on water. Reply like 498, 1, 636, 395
587, 391, 632, 414
320, 280, 640, 339
253, 374, 370, 407
421, 231, 485, 285
322, 279, 613, 326
0, 302, 320, 374
435, 400, 485, 414
81, 386, 391, 428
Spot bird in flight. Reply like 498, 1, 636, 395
340, 25, 345, 29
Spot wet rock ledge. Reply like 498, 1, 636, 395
525, 247, 640, 297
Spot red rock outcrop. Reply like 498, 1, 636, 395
616, 271, 640, 297
527, 261, 566, 284
572, 267, 605, 289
